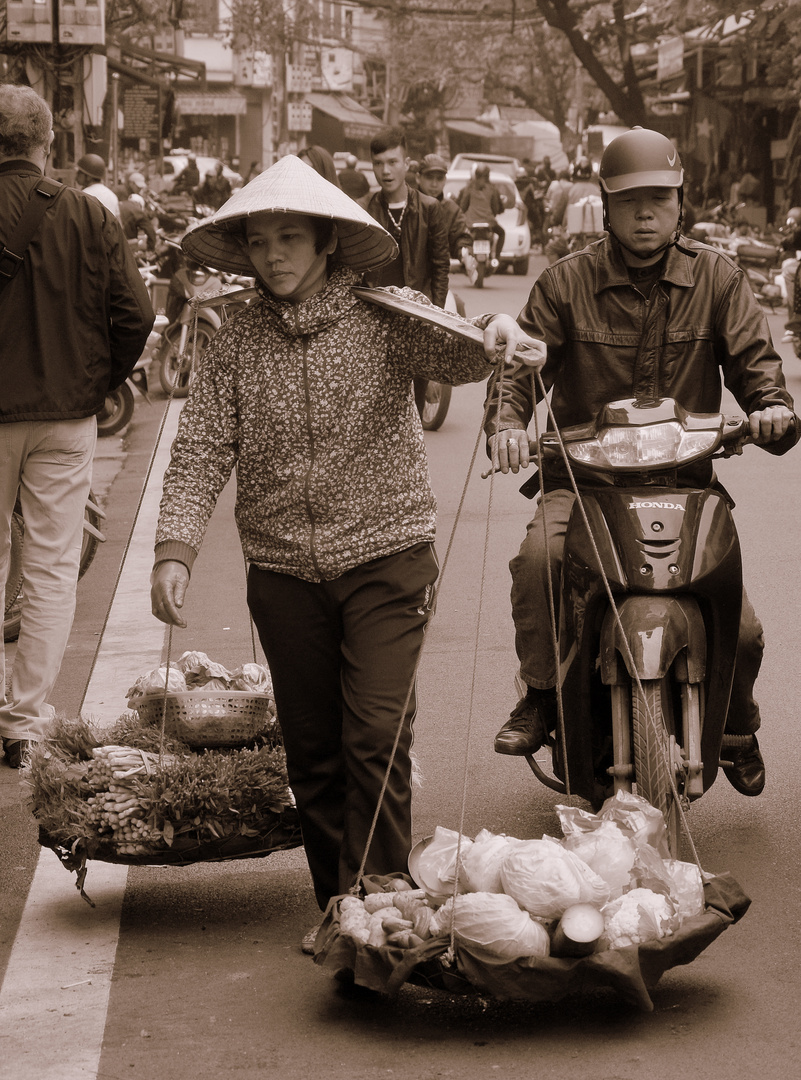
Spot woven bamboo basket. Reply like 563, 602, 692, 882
133, 690, 276, 748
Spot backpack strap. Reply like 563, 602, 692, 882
0, 176, 63, 294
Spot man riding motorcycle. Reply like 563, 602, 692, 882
482, 127, 798, 798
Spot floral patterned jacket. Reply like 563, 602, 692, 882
155, 266, 494, 582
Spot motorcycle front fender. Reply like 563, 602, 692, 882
600, 595, 706, 683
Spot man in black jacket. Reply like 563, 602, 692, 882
365, 128, 451, 414
365, 127, 450, 308
0, 85, 154, 768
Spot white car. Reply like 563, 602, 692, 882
444, 168, 532, 276
161, 154, 243, 194
448, 153, 522, 182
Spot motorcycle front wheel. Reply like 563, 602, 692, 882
419, 381, 452, 431
631, 678, 682, 857
97, 382, 135, 437
158, 322, 214, 398
475, 260, 486, 288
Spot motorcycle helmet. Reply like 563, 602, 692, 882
128, 193, 145, 209
599, 128, 683, 193
573, 157, 593, 180
785, 206, 801, 225
76, 153, 107, 181
598, 127, 684, 255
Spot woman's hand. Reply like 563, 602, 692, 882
151, 560, 190, 627
483, 314, 546, 369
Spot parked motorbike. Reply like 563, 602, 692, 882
151, 240, 252, 398
3, 493, 105, 642
519, 396, 763, 856
96, 355, 150, 437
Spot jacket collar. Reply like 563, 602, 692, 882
594, 234, 696, 294
257, 264, 361, 336
0, 159, 43, 177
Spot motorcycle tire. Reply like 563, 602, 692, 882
420, 381, 452, 431
475, 261, 486, 288
97, 382, 135, 437
3, 495, 103, 643
158, 322, 214, 398
631, 678, 681, 857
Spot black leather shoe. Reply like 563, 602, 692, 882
722, 735, 766, 797
3, 739, 32, 770
494, 693, 550, 756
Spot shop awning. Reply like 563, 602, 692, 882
445, 120, 496, 138
306, 92, 384, 140
174, 89, 248, 116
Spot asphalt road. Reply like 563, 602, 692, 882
2, 260, 800, 1079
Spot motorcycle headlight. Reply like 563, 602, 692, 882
566, 421, 719, 469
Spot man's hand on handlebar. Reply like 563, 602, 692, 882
748, 405, 794, 445
489, 428, 531, 474
151, 560, 190, 628
483, 315, 546, 369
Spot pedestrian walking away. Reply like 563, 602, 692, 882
483, 127, 798, 799
148, 154, 542, 946
0, 85, 154, 769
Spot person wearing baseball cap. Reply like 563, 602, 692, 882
417, 153, 472, 266
151, 154, 544, 948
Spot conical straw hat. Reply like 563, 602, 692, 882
181, 155, 397, 274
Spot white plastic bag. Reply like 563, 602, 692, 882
431, 893, 551, 964
461, 828, 523, 893
500, 837, 610, 919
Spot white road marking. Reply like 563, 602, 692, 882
0, 403, 182, 1079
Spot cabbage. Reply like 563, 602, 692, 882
176, 651, 232, 687
413, 826, 473, 900
432, 893, 550, 964
563, 821, 636, 898
599, 887, 680, 950
230, 663, 273, 693
126, 665, 187, 703
500, 838, 610, 919
461, 829, 524, 893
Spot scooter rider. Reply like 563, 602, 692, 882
483, 127, 798, 798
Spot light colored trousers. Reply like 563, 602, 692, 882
0, 417, 96, 740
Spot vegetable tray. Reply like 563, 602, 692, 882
313, 872, 750, 1011
38, 808, 303, 904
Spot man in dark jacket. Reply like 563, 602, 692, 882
365, 127, 450, 308
416, 152, 472, 259
483, 128, 797, 799
0, 85, 154, 767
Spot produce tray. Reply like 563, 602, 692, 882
38, 808, 303, 904
313, 872, 750, 1011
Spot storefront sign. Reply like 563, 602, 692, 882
122, 86, 160, 140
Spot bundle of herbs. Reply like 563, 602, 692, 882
25, 713, 299, 864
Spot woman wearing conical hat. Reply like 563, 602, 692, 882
150, 156, 543, 946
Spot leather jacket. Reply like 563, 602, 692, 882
365, 187, 450, 307
485, 234, 798, 486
